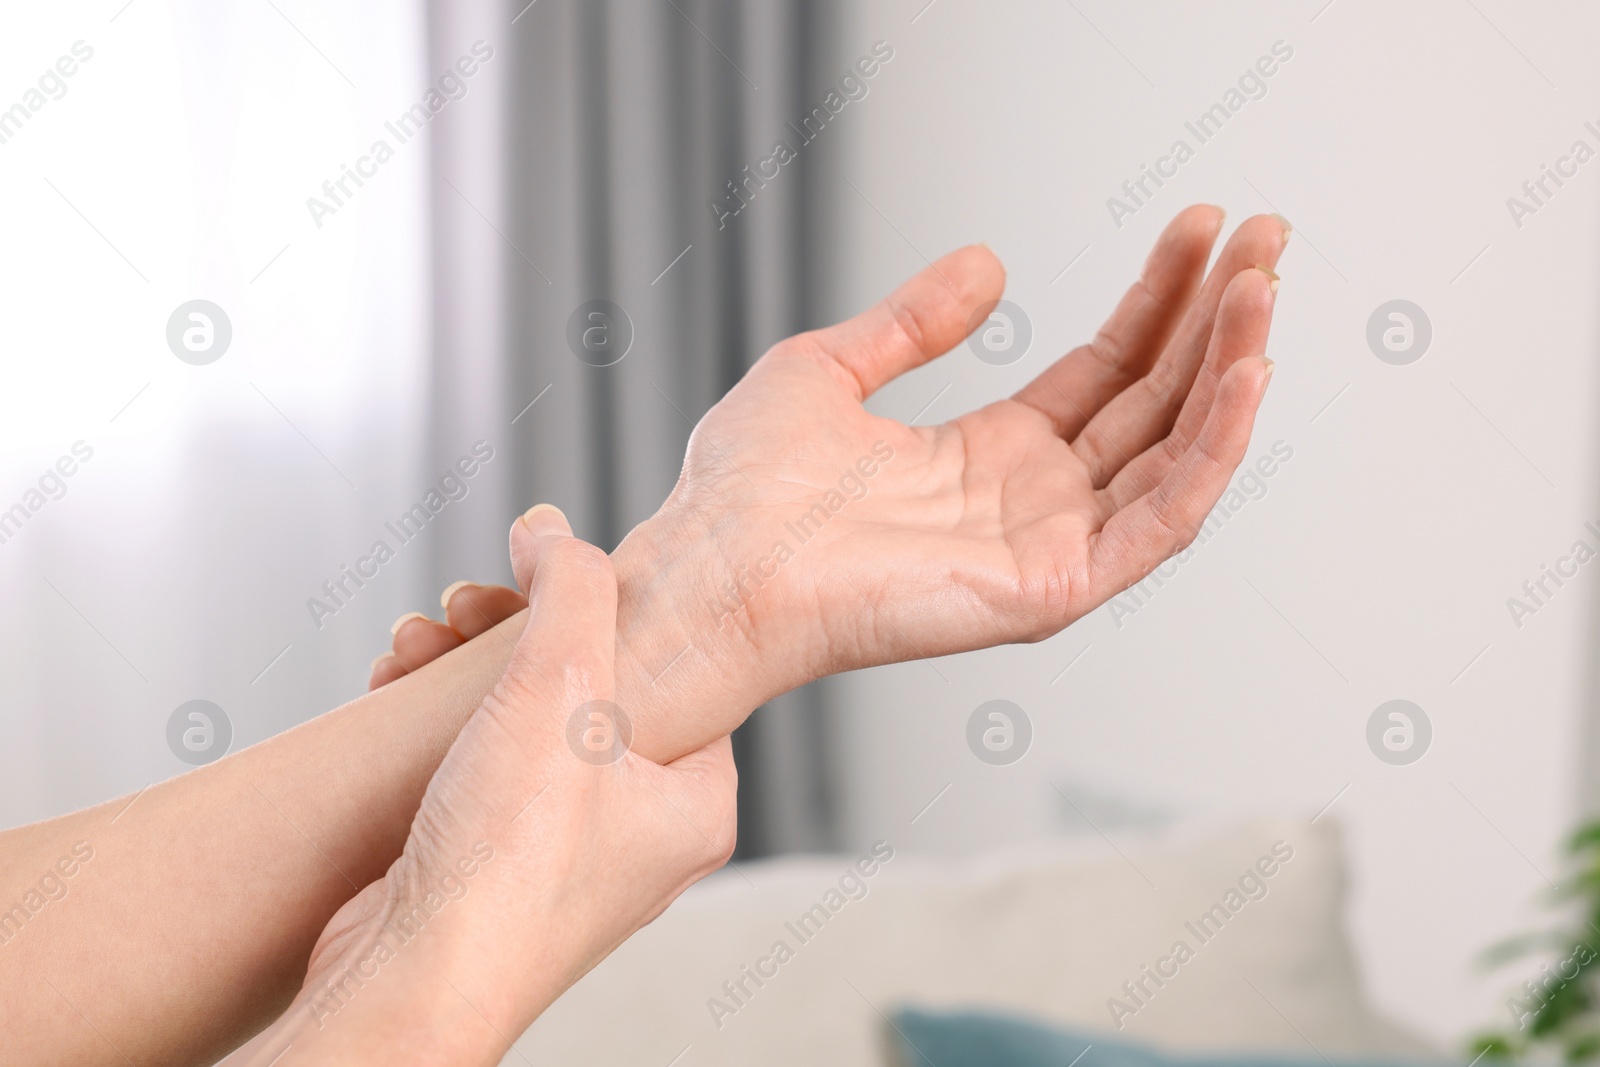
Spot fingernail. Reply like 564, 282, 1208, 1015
1261, 355, 1276, 380
1212, 205, 1227, 234
1272, 213, 1292, 243
371, 653, 394, 672
439, 580, 475, 610
1254, 265, 1280, 292
390, 611, 428, 635
520, 503, 571, 536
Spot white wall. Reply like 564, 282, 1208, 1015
823, 0, 1600, 1046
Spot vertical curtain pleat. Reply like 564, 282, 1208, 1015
428, 0, 841, 856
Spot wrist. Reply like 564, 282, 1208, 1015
288, 980, 504, 1067
610, 507, 813, 761
282, 898, 540, 1066
274, 945, 499, 1067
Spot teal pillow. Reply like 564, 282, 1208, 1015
886, 1007, 1428, 1067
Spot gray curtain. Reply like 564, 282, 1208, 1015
424, 0, 842, 856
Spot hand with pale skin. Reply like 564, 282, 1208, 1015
250, 508, 736, 1065
618, 205, 1286, 755
370, 582, 529, 691
355, 205, 1287, 761
2, 207, 1287, 1067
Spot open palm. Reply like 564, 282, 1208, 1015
655, 206, 1287, 686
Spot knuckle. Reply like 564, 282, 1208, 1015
1148, 490, 1184, 542
1083, 327, 1127, 375
491, 661, 554, 710
1091, 284, 1151, 364
1078, 428, 1114, 480
886, 293, 934, 359
496, 655, 608, 717
1141, 359, 1180, 400
768, 333, 819, 363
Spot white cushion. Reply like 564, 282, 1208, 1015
510, 817, 1435, 1065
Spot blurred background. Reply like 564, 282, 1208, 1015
3, 0, 1598, 1055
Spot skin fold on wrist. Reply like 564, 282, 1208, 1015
607, 509, 806, 760
257, 512, 768, 1065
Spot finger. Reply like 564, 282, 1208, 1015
1013, 204, 1223, 438
442, 581, 528, 639
369, 609, 465, 691
391, 615, 465, 671
1087, 355, 1272, 598
509, 504, 571, 594
801, 245, 1005, 400
503, 505, 617, 711
368, 653, 408, 691
1100, 269, 1278, 511
1067, 214, 1285, 484
1081, 263, 1278, 493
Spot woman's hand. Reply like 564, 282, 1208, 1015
615, 206, 1286, 753
370, 582, 529, 691
0, 209, 1277, 1067
345, 208, 1284, 771
257, 507, 736, 1065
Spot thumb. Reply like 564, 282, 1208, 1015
802, 244, 1005, 401
509, 503, 574, 593
501, 504, 618, 712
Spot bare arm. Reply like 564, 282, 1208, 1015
252, 513, 739, 1067
4, 211, 1287, 1066
0, 518, 738, 1067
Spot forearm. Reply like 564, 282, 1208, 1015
253, 515, 748, 1067
238, 905, 536, 1067
240, 845, 592, 1067
1, 513, 776, 1067
0, 634, 492, 1067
